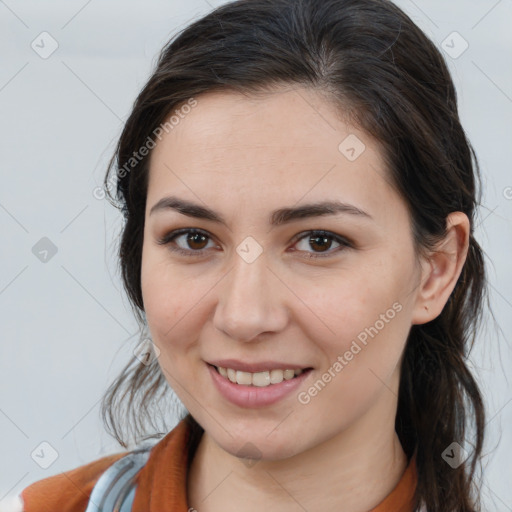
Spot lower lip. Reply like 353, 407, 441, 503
207, 363, 313, 408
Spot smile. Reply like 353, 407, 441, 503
207, 362, 313, 408
214, 365, 306, 387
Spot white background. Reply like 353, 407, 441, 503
0, 0, 511, 509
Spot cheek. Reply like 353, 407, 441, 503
294, 267, 400, 346
141, 248, 184, 336
294, 264, 412, 407
142, 279, 197, 342
303, 298, 409, 429
140, 249, 211, 349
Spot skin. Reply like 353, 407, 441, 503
140, 86, 469, 512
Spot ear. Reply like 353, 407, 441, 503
411, 212, 470, 325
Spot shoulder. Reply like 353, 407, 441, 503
18, 451, 128, 512
11, 417, 194, 512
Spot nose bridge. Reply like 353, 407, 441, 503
213, 246, 287, 341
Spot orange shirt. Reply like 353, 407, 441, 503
20, 418, 418, 511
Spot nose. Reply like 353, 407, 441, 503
212, 253, 289, 342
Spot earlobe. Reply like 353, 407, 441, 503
411, 212, 470, 325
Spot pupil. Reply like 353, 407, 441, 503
188, 232, 207, 249
310, 235, 330, 252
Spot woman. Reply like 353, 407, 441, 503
17, 0, 488, 510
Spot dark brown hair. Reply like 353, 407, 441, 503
100, 0, 490, 509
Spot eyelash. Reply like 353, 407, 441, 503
156, 228, 353, 259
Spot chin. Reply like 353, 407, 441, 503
215, 426, 306, 463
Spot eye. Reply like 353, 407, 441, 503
156, 228, 217, 257
291, 230, 352, 258
156, 228, 352, 259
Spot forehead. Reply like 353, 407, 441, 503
153, 87, 371, 160
146, 87, 403, 226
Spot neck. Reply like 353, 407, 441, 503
187, 404, 408, 512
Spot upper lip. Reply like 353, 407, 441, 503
207, 359, 312, 373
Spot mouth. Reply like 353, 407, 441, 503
207, 363, 313, 388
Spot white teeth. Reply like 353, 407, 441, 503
251, 371, 270, 387
216, 366, 305, 387
270, 369, 284, 384
236, 370, 253, 386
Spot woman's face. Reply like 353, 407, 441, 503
141, 86, 426, 460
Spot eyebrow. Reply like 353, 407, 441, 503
149, 196, 373, 226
